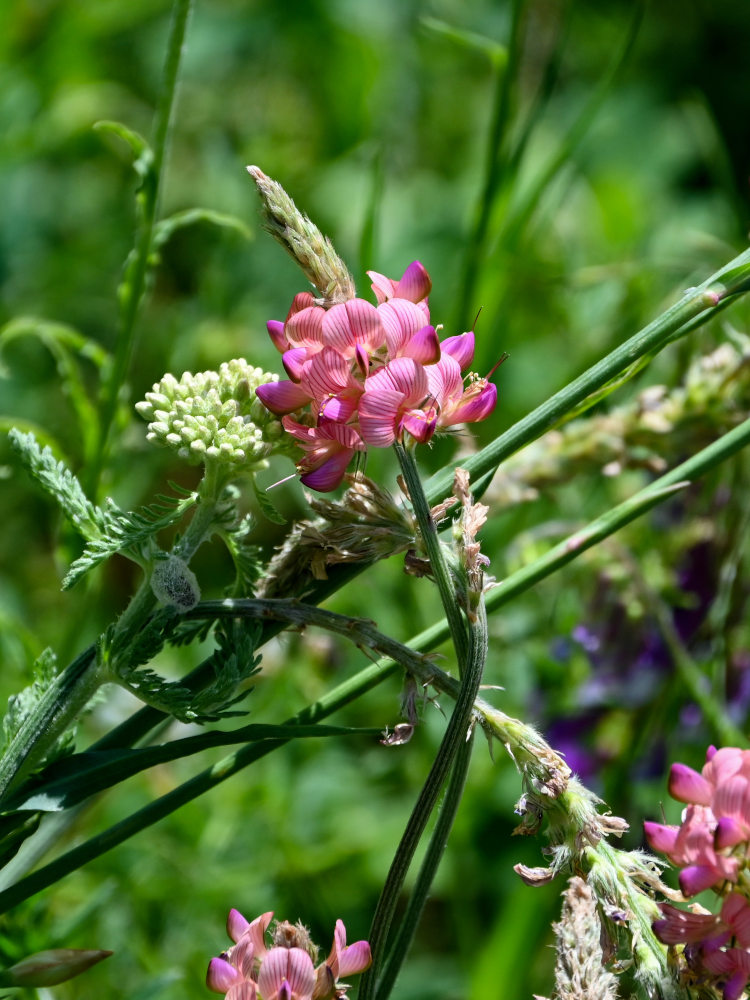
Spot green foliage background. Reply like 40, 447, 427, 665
2, 1, 750, 997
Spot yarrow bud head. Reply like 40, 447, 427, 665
136, 359, 288, 469
206, 909, 371, 1000
645, 746, 750, 1000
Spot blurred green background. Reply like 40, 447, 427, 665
3, 0, 750, 997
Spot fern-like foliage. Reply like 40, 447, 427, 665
223, 513, 264, 597
63, 487, 199, 590
9, 430, 107, 540
10, 431, 199, 588
189, 621, 262, 721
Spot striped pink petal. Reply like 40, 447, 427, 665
322, 299, 385, 357
257, 947, 315, 1000
643, 821, 680, 855
267, 320, 288, 353
358, 388, 404, 447
377, 300, 429, 356
285, 307, 325, 353
402, 324, 440, 365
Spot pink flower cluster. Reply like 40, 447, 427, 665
645, 746, 750, 999
206, 909, 371, 1000
255, 261, 498, 491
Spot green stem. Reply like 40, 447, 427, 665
375, 731, 475, 1000
394, 442, 469, 667
87, 0, 193, 496
427, 246, 750, 506
358, 602, 488, 1000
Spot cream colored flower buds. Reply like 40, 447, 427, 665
136, 359, 286, 467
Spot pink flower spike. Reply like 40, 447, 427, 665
439, 331, 475, 371
257, 947, 315, 1000
643, 821, 680, 855
207, 957, 244, 993
267, 320, 289, 353
256, 380, 311, 416
669, 763, 714, 805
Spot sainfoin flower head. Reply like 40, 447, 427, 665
255, 260, 501, 491
206, 910, 371, 1000
645, 747, 750, 999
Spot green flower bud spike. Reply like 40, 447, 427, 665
136, 359, 287, 468
247, 165, 356, 306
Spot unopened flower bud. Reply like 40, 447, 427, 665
0, 948, 112, 987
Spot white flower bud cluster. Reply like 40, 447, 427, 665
136, 359, 286, 467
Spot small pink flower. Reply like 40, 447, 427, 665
281, 419, 365, 491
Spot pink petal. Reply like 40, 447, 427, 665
300, 347, 360, 400
358, 388, 404, 447
285, 306, 325, 352
669, 763, 713, 805
282, 348, 308, 382
286, 292, 317, 319
402, 407, 437, 443
439, 331, 475, 370
323, 299, 384, 355
246, 911, 273, 958
367, 357, 427, 403
300, 450, 353, 491
679, 864, 724, 897
337, 940, 372, 977
651, 904, 721, 944
227, 983, 257, 1000
267, 320, 288, 353
317, 394, 360, 423
228, 909, 251, 943
643, 821, 680, 855
207, 957, 243, 992
367, 269, 395, 304
425, 355, 462, 408
395, 260, 431, 302
715, 816, 747, 849
442, 382, 497, 425
256, 381, 310, 415
402, 324, 441, 365
378, 300, 428, 356
257, 948, 315, 1000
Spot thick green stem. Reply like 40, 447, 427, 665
375, 731, 475, 1000
357, 605, 489, 1000
87, 0, 193, 496
394, 442, 469, 666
